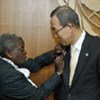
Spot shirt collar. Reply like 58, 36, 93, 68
0, 56, 30, 78
71, 30, 86, 51
0, 56, 18, 69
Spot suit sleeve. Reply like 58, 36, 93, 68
23, 50, 54, 72
1, 67, 61, 100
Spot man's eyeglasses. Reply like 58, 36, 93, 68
52, 24, 68, 34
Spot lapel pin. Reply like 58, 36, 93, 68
85, 53, 89, 57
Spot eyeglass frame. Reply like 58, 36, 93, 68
52, 24, 70, 34
55, 25, 67, 33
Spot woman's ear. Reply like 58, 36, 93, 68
5, 50, 12, 59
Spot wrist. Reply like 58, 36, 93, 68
56, 72, 63, 78
57, 70, 63, 74
57, 71, 63, 76
57, 72, 61, 75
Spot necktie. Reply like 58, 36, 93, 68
69, 46, 79, 86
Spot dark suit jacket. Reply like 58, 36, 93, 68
0, 51, 61, 100
57, 33, 100, 100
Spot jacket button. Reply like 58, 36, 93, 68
68, 94, 71, 100
68, 93, 71, 97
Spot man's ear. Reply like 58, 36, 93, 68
67, 23, 73, 28
5, 50, 12, 59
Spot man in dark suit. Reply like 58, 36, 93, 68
50, 6, 100, 100
0, 33, 64, 100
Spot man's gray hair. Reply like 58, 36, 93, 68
50, 6, 80, 27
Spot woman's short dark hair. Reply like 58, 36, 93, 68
0, 33, 24, 57
50, 6, 80, 27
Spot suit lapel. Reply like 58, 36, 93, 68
71, 33, 91, 87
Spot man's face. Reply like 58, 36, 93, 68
50, 16, 73, 45
9, 41, 27, 65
